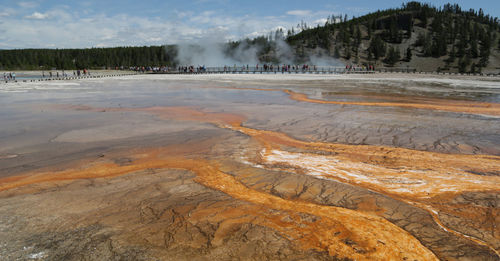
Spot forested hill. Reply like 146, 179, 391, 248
287, 2, 500, 73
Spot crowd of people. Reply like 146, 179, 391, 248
3, 72, 16, 81
219, 64, 313, 72
124, 64, 376, 74
215, 63, 377, 73
40, 69, 92, 78
345, 64, 376, 71
120, 63, 378, 74
178, 65, 207, 73
129, 66, 171, 73
42, 70, 67, 78
245, 64, 314, 72
2, 63, 378, 83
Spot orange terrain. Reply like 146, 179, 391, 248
2, 103, 500, 259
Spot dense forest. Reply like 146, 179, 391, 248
1, 2, 500, 73
0, 46, 177, 70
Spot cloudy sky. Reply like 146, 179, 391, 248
0, 0, 498, 49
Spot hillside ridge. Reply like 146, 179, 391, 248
285, 2, 500, 73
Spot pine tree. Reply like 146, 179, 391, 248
334, 45, 341, 58
423, 34, 433, 56
469, 39, 479, 58
355, 26, 362, 47
470, 63, 477, 73
458, 54, 471, 73
432, 31, 448, 57
415, 33, 425, 46
420, 11, 428, 28
367, 50, 373, 61
458, 58, 467, 73
456, 35, 467, 57
407, 15, 413, 38
345, 48, 352, 60
406, 47, 412, 61
343, 27, 351, 47
388, 16, 400, 43
368, 35, 386, 60
448, 45, 456, 63
479, 33, 491, 66
371, 19, 377, 31
385, 46, 400, 66
394, 47, 401, 64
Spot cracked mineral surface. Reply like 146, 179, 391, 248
0, 74, 499, 260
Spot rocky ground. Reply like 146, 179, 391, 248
0, 74, 499, 260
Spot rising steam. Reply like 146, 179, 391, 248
174, 28, 344, 67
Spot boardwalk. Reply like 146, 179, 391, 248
168, 66, 379, 75
2, 66, 498, 85
156, 66, 499, 77
0, 72, 136, 84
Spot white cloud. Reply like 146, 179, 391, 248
18, 1, 39, 8
0, 8, 16, 17
313, 18, 328, 25
174, 10, 192, 19
286, 10, 312, 16
1, 6, 328, 49
25, 12, 49, 20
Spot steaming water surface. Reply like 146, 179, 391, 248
1, 75, 499, 159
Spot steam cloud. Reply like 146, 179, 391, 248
174, 29, 343, 67
176, 42, 259, 67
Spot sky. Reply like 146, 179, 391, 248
0, 0, 499, 49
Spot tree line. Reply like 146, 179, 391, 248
0, 46, 177, 70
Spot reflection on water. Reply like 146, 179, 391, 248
0, 74, 499, 260
1, 75, 499, 157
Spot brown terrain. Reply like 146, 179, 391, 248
0, 74, 499, 260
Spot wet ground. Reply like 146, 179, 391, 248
0, 74, 499, 260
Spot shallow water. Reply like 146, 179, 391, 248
1, 74, 500, 170
0, 74, 499, 260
